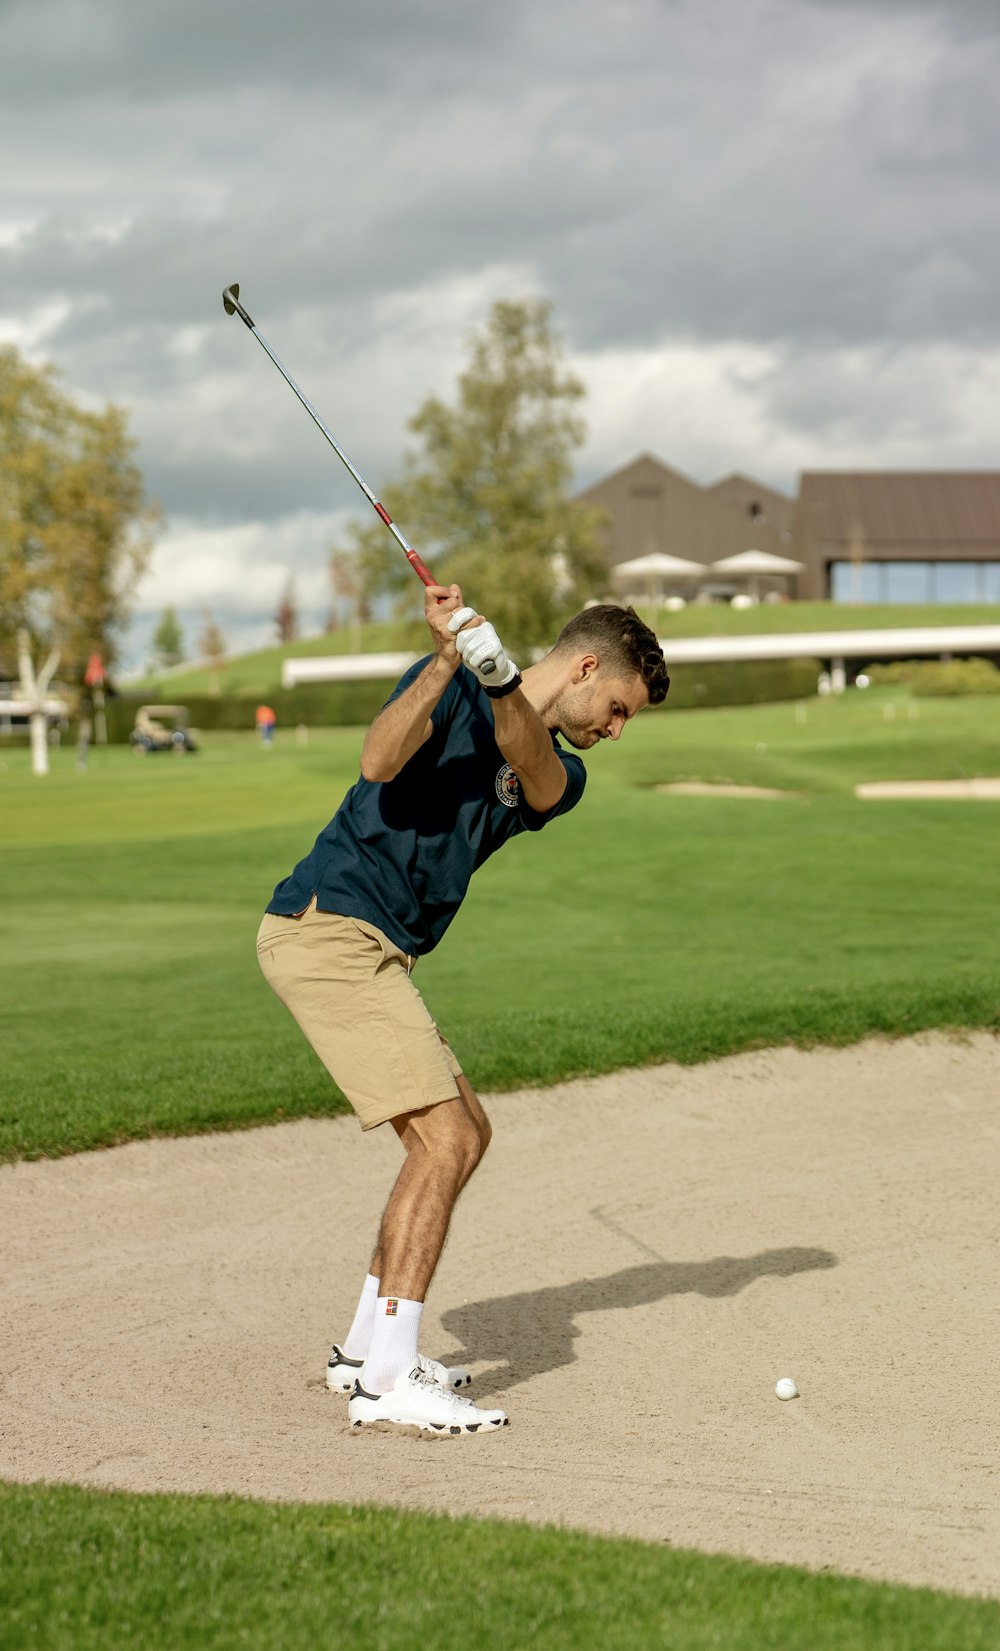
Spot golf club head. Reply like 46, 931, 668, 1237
223, 283, 255, 327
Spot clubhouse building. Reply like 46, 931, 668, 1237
577, 457, 1000, 605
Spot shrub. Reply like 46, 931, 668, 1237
660, 657, 819, 711
100, 682, 396, 744
83, 657, 821, 744
866, 658, 1000, 697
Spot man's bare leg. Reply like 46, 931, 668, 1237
356, 1077, 489, 1391
372, 1074, 492, 1300
349, 1076, 509, 1427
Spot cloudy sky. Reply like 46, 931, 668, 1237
2, 0, 999, 667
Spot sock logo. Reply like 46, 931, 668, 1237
385, 1298, 398, 1317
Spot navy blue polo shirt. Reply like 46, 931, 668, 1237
266, 657, 587, 956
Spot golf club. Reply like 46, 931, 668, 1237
222, 282, 439, 591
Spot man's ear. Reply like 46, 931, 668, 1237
573, 652, 599, 684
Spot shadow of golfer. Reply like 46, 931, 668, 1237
439, 1245, 837, 1394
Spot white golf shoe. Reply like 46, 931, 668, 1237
326, 1344, 471, 1394
348, 1364, 508, 1434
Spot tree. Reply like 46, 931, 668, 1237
352, 299, 609, 655
152, 606, 184, 670
274, 577, 299, 645
0, 345, 161, 684
197, 610, 227, 695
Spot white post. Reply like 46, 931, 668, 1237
17, 630, 60, 778
830, 657, 847, 695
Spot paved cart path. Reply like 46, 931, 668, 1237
2, 1033, 998, 1598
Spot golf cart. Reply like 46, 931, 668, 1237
130, 705, 198, 754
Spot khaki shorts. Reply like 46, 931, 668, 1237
256, 899, 463, 1131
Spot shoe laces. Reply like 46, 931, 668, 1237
409, 1364, 468, 1411
409, 1362, 444, 1392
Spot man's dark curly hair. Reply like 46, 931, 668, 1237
550, 604, 670, 704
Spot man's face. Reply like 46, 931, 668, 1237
550, 664, 648, 750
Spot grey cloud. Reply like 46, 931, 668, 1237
2, 0, 1000, 645
3, 0, 999, 369
0, 0, 510, 104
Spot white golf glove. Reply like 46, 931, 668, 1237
447, 608, 519, 688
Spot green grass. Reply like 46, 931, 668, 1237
643, 600, 1000, 639
2, 1482, 997, 1651
128, 617, 427, 696
4, 699, 1000, 1644
128, 603, 1000, 697
1, 689, 998, 1162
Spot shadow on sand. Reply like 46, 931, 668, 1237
439, 1243, 837, 1393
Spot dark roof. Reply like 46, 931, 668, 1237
798, 472, 1000, 546
706, 472, 794, 505
575, 451, 703, 499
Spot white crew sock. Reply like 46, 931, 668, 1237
340, 1272, 380, 1359
360, 1296, 423, 1393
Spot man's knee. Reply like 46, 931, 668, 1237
400, 1097, 482, 1179
455, 1076, 491, 1167
474, 1112, 492, 1161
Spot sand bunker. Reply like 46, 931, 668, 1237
1, 1033, 998, 1598
655, 782, 797, 799
855, 778, 1000, 800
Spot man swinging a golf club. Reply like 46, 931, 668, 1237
225, 280, 668, 1432
256, 587, 669, 1434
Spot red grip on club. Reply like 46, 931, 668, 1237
406, 550, 438, 587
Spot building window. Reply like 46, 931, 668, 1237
830, 561, 884, 602
934, 562, 986, 603
883, 562, 930, 602
829, 560, 1000, 603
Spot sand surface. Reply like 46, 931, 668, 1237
855, 779, 1000, 800
655, 782, 797, 799
2, 1033, 998, 1598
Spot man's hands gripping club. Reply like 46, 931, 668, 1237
446, 606, 519, 690
361, 581, 562, 810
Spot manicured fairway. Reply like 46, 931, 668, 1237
4, 691, 999, 1646
2, 1482, 998, 1651
1, 689, 998, 1159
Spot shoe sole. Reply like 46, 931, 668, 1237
349, 1414, 508, 1435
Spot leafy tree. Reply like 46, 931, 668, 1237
152, 606, 184, 670
348, 299, 608, 655
0, 345, 160, 682
274, 577, 299, 644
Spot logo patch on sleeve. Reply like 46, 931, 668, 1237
385, 1298, 398, 1317
495, 764, 520, 808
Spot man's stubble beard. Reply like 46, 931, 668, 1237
547, 685, 598, 750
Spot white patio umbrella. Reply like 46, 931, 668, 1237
709, 548, 804, 600
611, 551, 706, 603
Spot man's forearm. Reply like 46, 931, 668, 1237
491, 690, 567, 812
360, 655, 457, 782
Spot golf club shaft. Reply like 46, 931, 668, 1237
222, 285, 438, 589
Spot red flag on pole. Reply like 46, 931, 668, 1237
84, 652, 105, 687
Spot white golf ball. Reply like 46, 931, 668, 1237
775, 1377, 799, 1401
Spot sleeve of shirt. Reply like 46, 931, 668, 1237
382, 655, 461, 730
517, 744, 587, 832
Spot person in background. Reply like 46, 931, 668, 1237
255, 704, 277, 747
